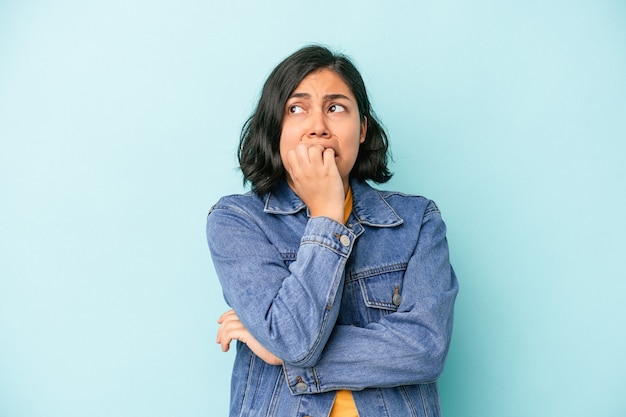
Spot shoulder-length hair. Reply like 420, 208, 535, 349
238, 45, 392, 196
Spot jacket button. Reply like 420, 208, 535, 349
339, 235, 350, 246
392, 293, 402, 306
295, 381, 308, 392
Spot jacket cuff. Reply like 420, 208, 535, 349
301, 216, 355, 258
283, 364, 321, 395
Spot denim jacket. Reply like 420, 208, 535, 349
206, 179, 458, 417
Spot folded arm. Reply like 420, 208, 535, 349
282, 210, 458, 393
207, 205, 352, 367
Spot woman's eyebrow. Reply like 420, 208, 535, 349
287, 92, 352, 101
323, 93, 352, 101
289, 92, 310, 99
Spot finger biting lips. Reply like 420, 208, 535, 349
322, 145, 338, 157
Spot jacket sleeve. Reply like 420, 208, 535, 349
206, 203, 352, 367
281, 206, 459, 394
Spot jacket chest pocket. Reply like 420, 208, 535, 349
348, 263, 408, 325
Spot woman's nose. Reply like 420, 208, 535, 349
307, 111, 330, 138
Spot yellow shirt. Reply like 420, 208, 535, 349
329, 187, 358, 417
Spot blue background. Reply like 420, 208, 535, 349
1, 1, 625, 416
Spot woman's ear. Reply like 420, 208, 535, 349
360, 117, 367, 143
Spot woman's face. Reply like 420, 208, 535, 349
279, 69, 366, 190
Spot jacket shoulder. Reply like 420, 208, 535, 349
374, 188, 441, 217
208, 191, 264, 216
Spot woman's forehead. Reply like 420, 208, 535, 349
290, 69, 354, 99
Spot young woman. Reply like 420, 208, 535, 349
206, 45, 458, 417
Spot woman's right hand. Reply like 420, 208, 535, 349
217, 309, 283, 366
283, 144, 345, 223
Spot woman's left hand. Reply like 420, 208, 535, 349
217, 309, 283, 366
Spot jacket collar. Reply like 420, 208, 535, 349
263, 179, 403, 227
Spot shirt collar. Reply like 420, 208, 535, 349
263, 179, 403, 227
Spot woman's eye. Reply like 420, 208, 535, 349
288, 105, 304, 114
329, 104, 346, 113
